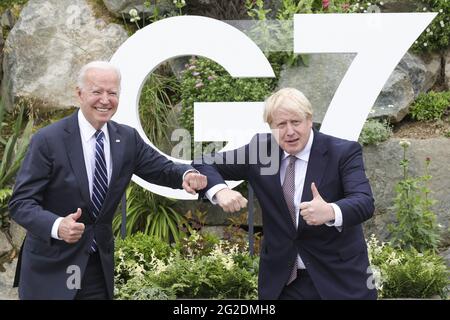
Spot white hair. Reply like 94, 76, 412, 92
77, 61, 121, 91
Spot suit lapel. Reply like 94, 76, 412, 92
63, 111, 94, 217
298, 130, 328, 231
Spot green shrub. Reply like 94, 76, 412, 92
367, 235, 449, 299
412, 0, 450, 53
389, 140, 441, 252
114, 232, 259, 299
180, 57, 274, 136
115, 232, 173, 283
115, 276, 175, 300
112, 182, 185, 242
139, 72, 179, 147
0, 99, 34, 232
409, 91, 450, 121
358, 119, 392, 146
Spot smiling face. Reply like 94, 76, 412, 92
270, 108, 312, 155
77, 68, 120, 130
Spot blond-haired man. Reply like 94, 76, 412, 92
194, 88, 376, 300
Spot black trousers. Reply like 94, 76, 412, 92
279, 269, 322, 300
75, 252, 109, 300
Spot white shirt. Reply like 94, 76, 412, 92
51, 110, 113, 239
206, 129, 343, 269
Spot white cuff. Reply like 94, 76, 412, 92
325, 203, 343, 232
205, 184, 229, 205
182, 169, 199, 182
51, 217, 63, 240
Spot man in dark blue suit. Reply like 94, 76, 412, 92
9, 61, 207, 299
193, 88, 377, 300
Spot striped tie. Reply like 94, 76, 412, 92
90, 130, 108, 253
282, 155, 298, 285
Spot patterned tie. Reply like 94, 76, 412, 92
282, 155, 298, 285
90, 130, 108, 253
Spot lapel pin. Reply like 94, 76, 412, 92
116, 139, 120, 143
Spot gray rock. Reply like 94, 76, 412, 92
0, 9, 15, 29
363, 138, 450, 245
278, 51, 439, 124
277, 53, 355, 124
1, 0, 128, 111
0, 258, 18, 300
379, 0, 426, 12
0, 231, 13, 254
370, 70, 415, 123
9, 220, 26, 250
398, 52, 440, 96
102, 0, 175, 18
441, 247, 450, 270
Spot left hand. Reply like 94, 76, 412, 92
182, 172, 207, 194
299, 182, 335, 226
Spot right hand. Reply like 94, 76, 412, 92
215, 188, 248, 213
58, 208, 85, 243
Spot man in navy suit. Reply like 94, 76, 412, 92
9, 61, 207, 299
193, 88, 377, 300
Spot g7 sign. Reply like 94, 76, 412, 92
110, 14, 436, 199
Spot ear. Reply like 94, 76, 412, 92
307, 117, 313, 129
76, 87, 84, 103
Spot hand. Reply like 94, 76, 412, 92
182, 172, 207, 194
299, 183, 335, 226
215, 188, 248, 213
58, 208, 85, 243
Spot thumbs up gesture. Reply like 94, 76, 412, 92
58, 208, 85, 243
299, 183, 335, 226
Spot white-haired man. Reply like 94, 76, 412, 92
9, 61, 207, 299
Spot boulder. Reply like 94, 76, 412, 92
1, 0, 128, 110
277, 51, 441, 124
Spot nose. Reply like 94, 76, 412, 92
286, 123, 295, 136
99, 92, 109, 104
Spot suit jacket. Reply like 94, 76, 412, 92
9, 111, 192, 300
194, 130, 377, 299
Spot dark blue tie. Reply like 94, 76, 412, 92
90, 130, 108, 253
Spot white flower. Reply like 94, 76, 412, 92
367, 2, 371, 6
399, 139, 411, 147
129, 8, 138, 17
426, 28, 430, 33
424, 42, 428, 47
379, 1, 384, 5
439, 9, 443, 13
423, 7, 427, 11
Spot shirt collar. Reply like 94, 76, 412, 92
77, 109, 109, 143
282, 129, 314, 162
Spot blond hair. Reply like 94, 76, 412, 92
263, 88, 313, 125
